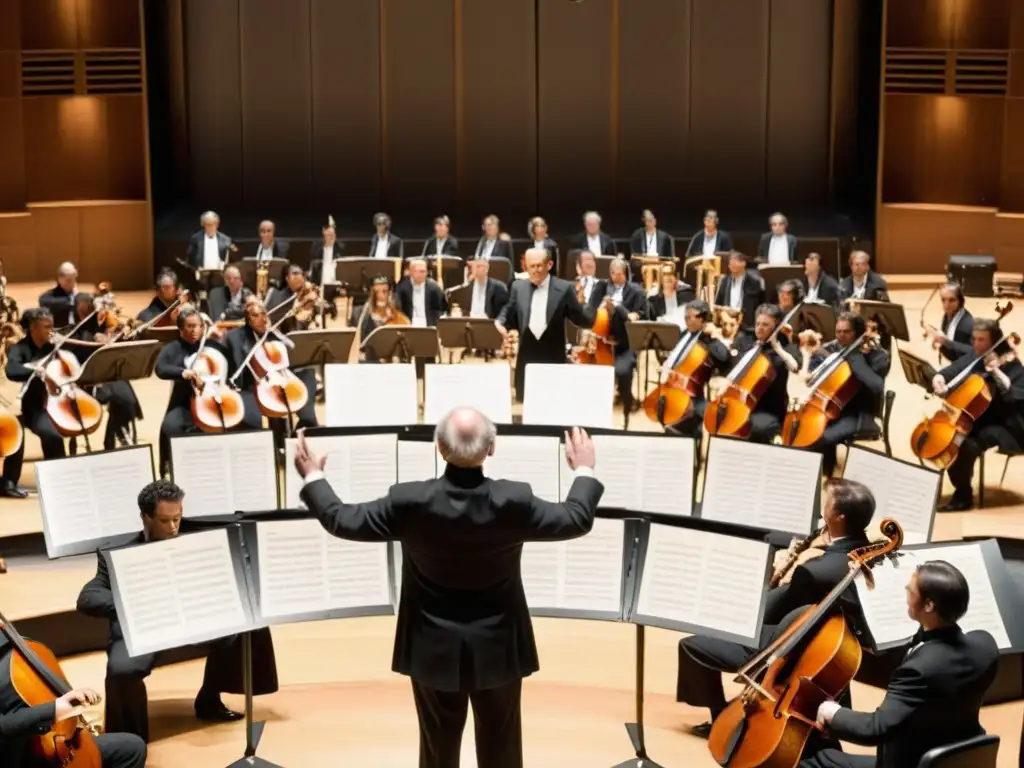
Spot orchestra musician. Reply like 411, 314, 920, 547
629, 209, 674, 258
802, 561, 998, 768
186, 210, 233, 269
396, 259, 448, 328
802, 252, 842, 308
648, 266, 696, 321
570, 211, 617, 256
714, 252, 765, 332
264, 264, 320, 427
308, 220, 345, 284
465, 259, 509, 320
370, 212, 403, 259
136, 270, 181, 324
687, 209, 735, 257
931, 283, 974, 363
37, 262, 78, 328
252, 220, 290, 262
527, 216, 559, 266
473, 215, 515, 262
5, 308, 67, 461
777, 278, 804, 314
223, 298, 290, 431
840, 251, 890, 302
76, 479, 278, 742
757, 212, 798, 264
714, 307, 742, 356
677, 478, 873, 738
588, 258, 649, 412
422, 215, 459, 257
931, 318, 1024, 511
496, 248, 595, 402
355, 276, 405, 362
292, 411, 603, 768
574, 250, 600, 304
207, 264, 254, 322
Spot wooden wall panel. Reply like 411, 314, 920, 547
79, 202, 151, 285
616, 0, 690, 212
310, 0, 382, 216
876, 204, 997, 273
0, 99, 25, 211
1001, 99, 1024, 212
0, 0, 20, 50
830, 0, 861, 200
105, 95, 147, 200
0, 215, 36, 281
884, 0, 953, 49
537, 0, 613, 215
381, 0, 456, 215
690, 0, 769, 209
20, 0, 78, 50
766, 0, 831, 207
77, 0, 141, 48
185, 0, 243, 208
953, 0, 1010, 50
1013, 0, 1024, 49
995, 213, 1024, 273
239, 0, 312, 212
460, 0, 537, 219
0, 51, 18, 99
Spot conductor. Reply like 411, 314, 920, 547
292, 409, 604, 768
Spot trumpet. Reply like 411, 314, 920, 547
770, 525, 830, 587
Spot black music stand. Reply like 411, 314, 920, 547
75, 340, 161, 389
225, 631, 282, 768
446, 284, 473, 318
436, 317, 504, 364
136, 326, 180, 347
412, 255, 463, 287
335, 257, 403, 296
898, 348, 938, 391
361, 326, 439, 364
626, 321, 681, 411
481, 257, 513, 285
846, 299, 910, 342
287, 329, 355, 369
758, 264, 804, 303
611, 624, 665, 768
799, 303, 837, 340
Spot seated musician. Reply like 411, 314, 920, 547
932, 318, 1024, 511
466, 258, 509, 320
648, 266, 696, 322
714, 252, 765, 333
687, 209, 734, 257
840, 251, 889, 302
802, 312, 890, 476
76, 480, 278, 742
266, 264, 320, 424
528, 216, 559, 266
803, 560, 998, 768
570, 211, 617, 256
308, 220, 345, 284
354, 276, 404, 362
422, 215, 459, 256
931, 282, 973, 363
677, 478, 873, 737
252, 219, 289, 263
396, 259, 448, 328
473, 215, 514, 261
574, 250, 600, 304
5, 308, 66, 461
136, 270, 181, 324
223, 298, 293, 431
777, 278, 804, 313
589, 258, 649, 412
714, 307, 742, 358
370, 212, 403, 259
802, 252, 841, 308
629, 209, 674, 258
757, 212, 798, 264
38, 261, 78, 328
186, 210, 232, 269
207, 264, 253, 322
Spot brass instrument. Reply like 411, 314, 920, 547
769, 525, 830, 587
683, 254, 722, 309
256, 260, 271, 299
636, 256, 666, 295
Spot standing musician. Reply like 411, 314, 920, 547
527, 216, 559, 266
207, 264, 253, 322
802, 252, 842, 308
801, 312, 890, 476
931, 318, 1024, 511
308, 220, 345, 284
223, 299, 293, 431
757, 212, 798, 264
186, 210, 233, 269
715, 252, 765, 333
76, 480, 278, 742
629, 209, 675, 258
648, 266, 696, 321
292, 411, 603, 768
5, 308, 67, 461
587, 258, 649, 412
804, 561, 999, 768
687, 209, 735, 257
929, 283, 973, 363
466, 259, 509, 320
677, 479, 874, 738
473, 215, 514, 262
370, 212, 403, 259
571, 211, 617, 256
841, 251, 890, 302
38, 262, 78, 328
136, 270, 182, 324
496, 248, 595, 402
422, 215, 459, 257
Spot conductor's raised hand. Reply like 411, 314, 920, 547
563, 427, 596, 471
293, 429, 327, 479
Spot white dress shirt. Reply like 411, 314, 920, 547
322, 245, 336, 282
257, 243, 274, 261
411, 283, 427, 327
528, 275, 551, 340
480, 239, 496, 260
608, 282, 624, 307
851, 279, 866, 299
303, 464, 595, 487
663, 292, 678, 318
805, 279, 820, 302
728, 276, 745, 310
534, 239, 546, 250
374, 236, 390, 260
946, 308, 965, 339
202, 235, 221, 269
767, 235, 790, 265
587, 234, 602, 255
435, 238, 447, 256
581, 276, 595, 303
702, 232, 718, 257
470, 280, 488, 318
645, 231, 658, 256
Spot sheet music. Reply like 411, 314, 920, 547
521, 518, 624, 614
522, 364, 615, 429
109, 529, 250, 656
855, 545, 1011, 649
255, 520, 391, 619
171, 432, 277, 517
284, 434, 397, 507
398, 440, 438, 482
484, 435, 560, 502
36, 448, 153, 553
423, 364, 513, 424
701, 439, 819, 534
842, 448, 938, 544
324, 364, 418, 426
636, 525, 769, 640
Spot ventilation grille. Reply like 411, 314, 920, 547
20, 51, 77, 96
885, 49, 1009, 96
21, 49, 143, 96
84, 50, 143, 94
884, 49, 948, 94
954, 51, 1008, 95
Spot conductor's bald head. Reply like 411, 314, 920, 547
524, 248, 551, 286
435, 407, 497, 467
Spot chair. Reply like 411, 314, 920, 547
917, 733, 999, 767
845, 389, 896, 459
977, 446, 1024, 509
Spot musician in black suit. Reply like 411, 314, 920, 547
570, 211, 617, 256
840, 251, 890, 302
370, 212, 403, 259
757, 212, 798, 264
76, 480, 277, 743
251, 220, 289, 262
687, 210, 735, 257
527, 216, 559, 268
206, 265, 253, 322
804, 560, 999, 768
185, 210, 233, 270
136, 270, 181, 324
931, 318, 1024, 511
396, 259, 448, 327
422, 215, 460, 257
678, 479, 874, 737
648, 267, 696, 320
629, 209, 674, 258
588, 258, 649, 412
931, 283, 974, 363
473, 215, 515, 262
37, 262, 78, 328
802, 253, 842, 309
462, 259, 509, 319
308, 221, 346, 284
293, 411, 604, 768
715, 252, 765, 333
495, 248, 595, 402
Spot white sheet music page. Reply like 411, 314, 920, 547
423, 364, 513, 424
285, 434, 397, 507
324, 364, 418, 426
172, 432, 276, 517
701, 438, 819, 534
522, 364, 615, 429
110, 529, 250, 656
37, 448, 152, 552
636, 526, 769, 640
398, 441, 438, 483
485, 435, 560, 502
842, 448, 938, 544
855, 545, 1011, 649
576, 435, 695, 516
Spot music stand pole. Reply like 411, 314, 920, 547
611, 624, 664, 768
225, 631, 282, 768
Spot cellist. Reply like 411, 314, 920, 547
931, 318, 1024, 511
222, 298, 294, 432
136, 269, 182, 325
587, 258, 649, 413
4, 308, 66, 463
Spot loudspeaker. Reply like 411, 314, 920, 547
947, 255, 996, 297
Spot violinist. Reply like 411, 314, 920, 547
574, 250, 599, 304
648, 266, 695, 321
840, 251, 890, 303
5, 308, 66, 461
802, 252, 841, 308
714, 252, 765, 332
37, 261, 78, 327
777, 279, 803, 314
931, 318, 1024, 511
266, 264, 312, 331
803, 561, 998, 768
588, 258, 650, 412
206, 264, 253, 323
930, 283, 973, 363
136, 270, 182, 325
223, 299, 288, 431
677, 479, 873, 739
355, 276, 405, 363
466, 259, 509, 320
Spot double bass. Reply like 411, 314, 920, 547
708, 519, 904, 768
187, 315, 245, 432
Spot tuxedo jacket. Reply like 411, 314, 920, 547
939, 309, 974, 363
714, 271, 766, 330
207, 285, 254, 322
629, 228, 674, 258
300, 464, 604, 691
451, 278, 509, 320
756, 232, 798, 263
687, 229, 734, 256
422, 236, 460, 257
569, 231, 616, 256
186, 230, 233, 269
801, 273, 842, 309
396, 279, 448, 327
370, 233, 403, 258
37, 285, 77, 328
588, 280, 648, 356
828, 625, 998, 768
812, 342, 890, 419
308, 241, 346, 284
648, 287, 696, 319
937, 354, 1024, 448
840, 271, 890, 302
252, 239, 290, 261
472, 237, 514, 262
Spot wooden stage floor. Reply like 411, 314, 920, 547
0, 279, 1022, 765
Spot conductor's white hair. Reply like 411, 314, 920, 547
584, 211, 602, 224
57, 261, 77, 276
200, 211, 220, 225
770, 212, 788, 226
435, 407, 496, 467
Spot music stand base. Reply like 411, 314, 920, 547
610, 722, 665, 768
225, 756, 284, 768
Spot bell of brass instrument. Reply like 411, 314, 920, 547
769, 525, 829, 587
256, 260, 271, 299
683, 254, 722, 310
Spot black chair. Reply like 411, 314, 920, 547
845, 389, 896, 459
977, 446, 1024, 509
917, 733, 999, 767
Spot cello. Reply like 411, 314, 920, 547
187, 314, 245, 432
572, 281, 614, 366
708, 519, 904, 768
642, 325, 720, 425
0, 611, 102, 767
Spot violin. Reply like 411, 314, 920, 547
0, 611, 103, 767
708, 519, 904, 768
93, 283, 123, 333
642, 325, 718, 425
186, 317, 245, 432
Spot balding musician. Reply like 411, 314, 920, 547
186, 210, 233, 270
253, 219, 289, 262
294, 409, 604, 768
38, 261, 79, 327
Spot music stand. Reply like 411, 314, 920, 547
798, 303, 837, 340
287, 329, 356, 369
436, 317, 504, 363
335, 257, 404, 296
611, 624, 665, 768
625, 321, 681, 414
758, 264, 804, 303
135, 326, 180, 347
446, 285, 473, 318
75, 340, 161, 389
595, 256, 616, 280
898, 348, 937, 391
361, 326, 439, 364
226, 631, 282, 768
412, 255, 463, 287
846, 299, 910, 342
238, 258, 288, 291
